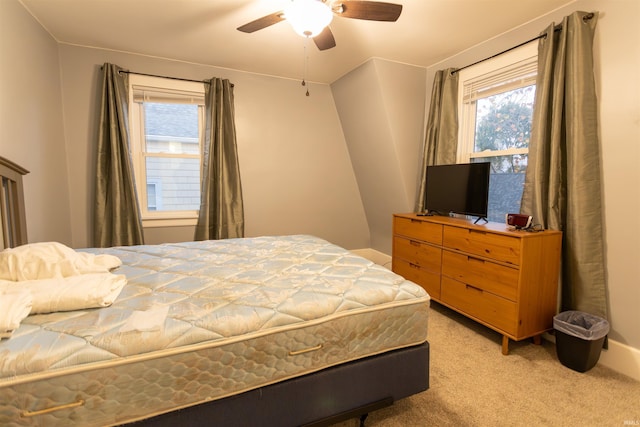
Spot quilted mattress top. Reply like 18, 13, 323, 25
0, 235, 429, 383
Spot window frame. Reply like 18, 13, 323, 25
455, 42, 538, 222
456, 42, 538, 164
128, 75, 205, 228
146, 178, 163, 211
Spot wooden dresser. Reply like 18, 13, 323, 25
392, 213, 562, 354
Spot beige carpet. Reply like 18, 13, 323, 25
335, 303, 640, 427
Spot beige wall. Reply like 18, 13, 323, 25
584, 0, 640, 372
55, 46, 370, 250
1, 0, 371, 252
2, 0, 638, 376
332, 59, 426, 254
422, 0, 640, 369
0, 0, 72, 246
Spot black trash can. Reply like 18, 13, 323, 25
553, 311, 610, 372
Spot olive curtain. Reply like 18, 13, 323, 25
521, 11, 607, 318
194, 78, 244, 240
415, 68, 459, 212
94, 63, 144, 247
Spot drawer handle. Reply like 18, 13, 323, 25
409, 240, 421, 247
467, 256, 485, 264
289, 344, 323, 356
410, 219, 421, 223
409, 262, 421, 269
465, 284, 483, 293
21, 399, 85, 417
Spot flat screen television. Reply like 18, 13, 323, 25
424, 162, 490, 221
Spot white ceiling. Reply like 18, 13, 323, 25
19, 0, 574, 83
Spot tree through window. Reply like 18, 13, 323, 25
458, 43, 537, 223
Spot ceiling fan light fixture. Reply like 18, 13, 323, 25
285, 0, 333, 38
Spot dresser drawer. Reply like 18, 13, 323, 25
393, 236, 441, 273
393, 258, 441, 299
441, 276, 517, 335
441, 250, 519, 301
443, 226, 521, 265
393, 216, 443, 245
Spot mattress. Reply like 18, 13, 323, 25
0, 235, 430, 426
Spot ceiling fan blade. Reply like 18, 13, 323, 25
335, 1, 402, 22
237, 11, 285, 33
313, 27, 337, 51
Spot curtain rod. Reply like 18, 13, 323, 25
451, 12, 595, 75
105, 68, 234, 87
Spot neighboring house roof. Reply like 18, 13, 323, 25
144, 103, 198, 140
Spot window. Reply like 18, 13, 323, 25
457, 42, 537, 223
129, 75, 205, 227
146, 179, 163, 211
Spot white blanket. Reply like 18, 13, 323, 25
0, 242, 126, 338
0, 241, 121, 281
0, 273, 126, 314
0, 289, 32, 338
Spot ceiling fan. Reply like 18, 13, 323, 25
237, 0, 403, 51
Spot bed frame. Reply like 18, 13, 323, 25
0, 156, 29, 249
1, 157, 430, 426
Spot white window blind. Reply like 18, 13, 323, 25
132, 86, 205, 105
463, 57, 537, 103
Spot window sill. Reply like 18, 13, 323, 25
142, 217, 198, 228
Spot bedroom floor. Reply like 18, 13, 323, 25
334, 302, 640, 426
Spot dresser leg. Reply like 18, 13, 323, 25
533, 335, 542, 345
501, 335, 509, 355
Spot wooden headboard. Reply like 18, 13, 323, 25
0, 156, 29, 249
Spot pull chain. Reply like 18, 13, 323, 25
302, 37, 310, 96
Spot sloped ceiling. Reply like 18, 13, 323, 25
19, 0, 574, 83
